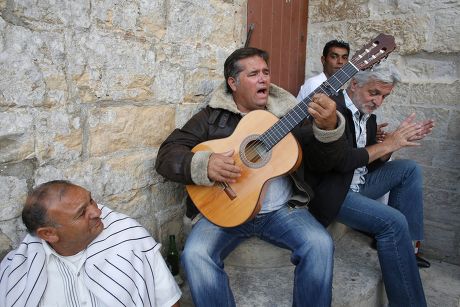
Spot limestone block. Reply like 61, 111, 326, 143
423, 166, 459, 192
395, 81, 459, 107
348, 16, 430, 55
433, 141, 460, 169
378, 104, 449, 140
431, 11, 460, 53
152, 64, 185, 104
394, 139, 437, 167
399, 55, 457, 83
183, 68, 221, 104
69, 29, 156, 102
11, 0, 91, 29
424, 188, 460, 227
165, 1, 223, 44
447, 110, 460, 142
0, 28, 45, 107
0, 22, 68, 107
175, 103, 204, 129
150, 180, 187, 212
395, 0, 460, 14
34, 161, 105, 197
101, 150, 158, 194
309, 0, 369, 23
0, 176, 27, 220
424, 220, 458, 264
0, 218, 27, 249
103, 188, 150, 222
0, 230, 13, 260
35, 110, 83, 163
0, 111, 34, 163
88, 105, 175, 156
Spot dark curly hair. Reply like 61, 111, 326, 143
224, 47, 269, 93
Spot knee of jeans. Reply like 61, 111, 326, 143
299, 230, 334, 257
181, 243, 207, 267
403, 159, 422, 179
384, 211, 410, 236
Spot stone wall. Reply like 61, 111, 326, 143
306, 0, 460, 264
1, 0, 459, 266
0, 0, 247, 258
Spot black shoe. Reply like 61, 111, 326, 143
416, 255, 431, 268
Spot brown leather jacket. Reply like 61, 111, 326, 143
155, 82, 346, 220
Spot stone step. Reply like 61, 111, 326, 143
179, 223, 387, 306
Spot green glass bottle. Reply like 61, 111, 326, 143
167, 235, 180, 276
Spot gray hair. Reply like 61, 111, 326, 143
353, 62, 401, 86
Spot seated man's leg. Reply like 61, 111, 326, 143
337, 192, 427, 307
181, 217, 247, 307
360, 159, 424, 241
260, 206, 333, 307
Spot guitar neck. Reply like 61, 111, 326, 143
260, 61, 360, 150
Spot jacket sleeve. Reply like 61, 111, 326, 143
155, 108, 211, 185
293, 111, 347, 173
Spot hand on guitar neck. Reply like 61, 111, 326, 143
308, 93, 338, 130
208, 149, 241, 183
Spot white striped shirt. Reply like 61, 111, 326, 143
0, 205, 181, 307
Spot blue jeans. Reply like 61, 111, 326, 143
182, 205, 333, 307
337, 159, 426, 307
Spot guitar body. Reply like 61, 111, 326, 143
186, 110, 302, 227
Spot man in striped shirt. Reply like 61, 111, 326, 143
0, 180, 181, 307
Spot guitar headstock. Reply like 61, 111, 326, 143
351, 33, 396, 71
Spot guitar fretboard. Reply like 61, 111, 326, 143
259, 61, 360, 150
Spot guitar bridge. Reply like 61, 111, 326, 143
221, 182, 237, 200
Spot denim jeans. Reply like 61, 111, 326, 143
337, 159, 427, 307
181, 205, 333, 307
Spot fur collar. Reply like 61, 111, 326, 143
208, 81, 298, 117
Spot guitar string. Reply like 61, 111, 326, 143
216, 45, 384, 190
220, 61, 361, 174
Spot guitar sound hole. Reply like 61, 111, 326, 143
240, 135, 271, 168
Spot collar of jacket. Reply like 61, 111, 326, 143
208, 81, 298, 118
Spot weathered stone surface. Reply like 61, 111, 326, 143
175, 103, 203, 128
68, 29, 156, 103
348, 16, 430, 55
35, 109, 83, 163
88, 105, 175, 156
0, 176, 27, 220
378, 105, 449, 140
0, 230, 13, 260
399, 55, 457, 83
0, 0, 458, 271
424, 166, 459, 192
447, 110, 460, 142
424, 219, 458, 264
391, 81, 460, 106
150, 180, 187, 212
431, 10, 460, 53
0, 110, 34, 163
424, 188, 460, 227
309, 0, 369, 23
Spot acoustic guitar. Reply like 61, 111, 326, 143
186, 33, 396, 227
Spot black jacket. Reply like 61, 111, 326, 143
305, 90, 386, 226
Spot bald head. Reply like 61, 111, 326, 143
22, 180, 74, 234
